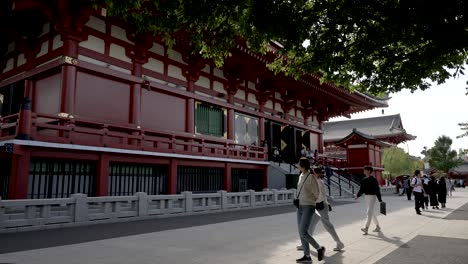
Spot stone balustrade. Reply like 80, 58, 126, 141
0, 189, 296, 233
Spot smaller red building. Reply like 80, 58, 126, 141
323, 114, 416, 185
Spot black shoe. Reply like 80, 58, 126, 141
296, 255, 312, 263
317, 246, 326, 261
416, 211, 422, 215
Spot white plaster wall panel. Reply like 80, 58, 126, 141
86, 16, 106, 33
36, 41, 49, 57
111, 25, 133, 44
78, 55, 107, 67
168, 65, 185, 80
202, 64, 210, 73
265, 100, 273, 109
143, 58, 165, 74
7, 42, 15, 54
40, 23, 50, 37
234, 89, 245, 100
52, 35, 63, 50
168, 50, 185, 64
150, 43, 165, 56
247, 93, 258, 104
297, 110, 303, 119
297, 101, 302, 108
17, 54, 26, 66
274, 102, 283, 112
2, 58, 14, 73
110, 44, 131, 63
195, 76, 210, 89
214, 68, 226, 79
289, 108, 295, 116
275, 92, 282, 100
248, 81, 257, 90
311, 116, 319, 127
213, 81, 225, 93
108, 65, 131, 74
79, 36, 105, 53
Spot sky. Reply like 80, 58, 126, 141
330, 76, 468, 158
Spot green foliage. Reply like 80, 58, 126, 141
382, 146, 415, 177
95, 0, 468, 95
428, 136, 463, 173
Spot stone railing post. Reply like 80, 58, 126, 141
248, 189, 255, 207
218, 190, 227, 210
184, 191, 193, 213
272, 189, 279, 204
136, 192, 148, 217
71, 194, 88, 223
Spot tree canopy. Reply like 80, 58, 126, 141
96, 0, 468, 95
428, 135, 463, 173
382, 146, 421, 177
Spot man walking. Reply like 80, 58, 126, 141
411, 170, 425, 215
404, 176, 412, 200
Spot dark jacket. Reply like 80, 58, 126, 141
357, 176, 382, 202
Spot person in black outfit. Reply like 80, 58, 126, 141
404, 176, 413, 200
422, 175, 430, 210
355, 166, 383, 235
428, 176, 439, 209
411, 170, 425, 215
438, 177, 448, 208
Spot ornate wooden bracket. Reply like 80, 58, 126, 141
224, 65, 244, 97
182, 53, 206, 83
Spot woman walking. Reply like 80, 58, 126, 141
295, 158, 326, 263
296, 167, 345, 252
438, 177, 448, 208
356, 166, 383, 235
428, 176, 439, 209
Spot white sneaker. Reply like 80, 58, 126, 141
361, 227, 368, 235
373, 226, 381, 232
333, 242, 345, 251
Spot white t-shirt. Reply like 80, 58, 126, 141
412, 177, 423, 192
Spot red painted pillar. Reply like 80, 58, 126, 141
60, 38, 78, 116
15, 97, 32, 140
130, 63, 142, 127
262, 166, 269, 189
186, 81, 195, 134
318, 121, 324, 153
223, 163, 232, 191
96, 154, 109, 196
227, 109, 235, 140
8, 149, 31, 199
168, 159, 178, 194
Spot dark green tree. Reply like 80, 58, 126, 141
428, 136, 463, 173
94, 0, 468, 95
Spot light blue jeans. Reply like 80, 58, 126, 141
297, 205, 321, 256
309, 204, 341, 242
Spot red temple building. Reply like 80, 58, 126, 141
322, 114, 416, 184
0, 0, 387, 199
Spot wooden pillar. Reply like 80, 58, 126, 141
130, 63, 142, 127
96, 154, 109, 196
227, 108, 235, 140
15, 97, 32, 140
8, 149, 31, 199
60, 38, 79, 116
186, 81, 195, 134
223, 163, 232, 192
168, 159, 178, 194
318, 121, 324, 154
262, 166, 268, 189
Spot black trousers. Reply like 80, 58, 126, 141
414, 192, 424, 213
406, 188, 412, 200
423, 196, 429, 207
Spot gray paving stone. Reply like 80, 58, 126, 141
374, 235, 468, 264
444, 202, 468, 220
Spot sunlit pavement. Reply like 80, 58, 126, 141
1, 189, 467, 264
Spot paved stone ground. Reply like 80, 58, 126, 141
444, 201, 468, 220
0, 190, 467, 264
